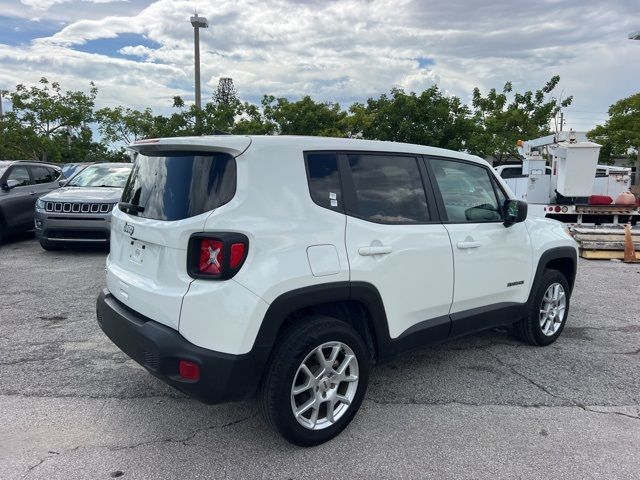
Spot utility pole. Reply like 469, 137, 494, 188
629, 31, 640, 187
190, 13, 208, 110
559, 112, 564, 132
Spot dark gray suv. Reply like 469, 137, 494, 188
0, 160, 63, 244
35, 163, 132, 250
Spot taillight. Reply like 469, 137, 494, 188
199, 239, 223, 275
187, 233, 249, 280
229, 243, 246, 268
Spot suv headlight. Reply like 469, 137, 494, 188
36, 198, 46, 209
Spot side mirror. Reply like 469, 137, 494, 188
59, 180, 67, 187
503, 199, 527, 227
1, 182, 9, 191
5, 179, 20, 189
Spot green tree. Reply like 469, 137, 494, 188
468, 76, 572, 162
213, 78, 238, 107
95, 106, 157, 146
587, 93, 640, 175
0, 77, 98, 162
233, 102, 277, 135
346, 86, 475, 150
262, 95, 347, 137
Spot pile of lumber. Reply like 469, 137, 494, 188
571, 224, 640, 260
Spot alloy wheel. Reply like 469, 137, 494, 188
539, 282, 566, 336
290, 341, 359, 430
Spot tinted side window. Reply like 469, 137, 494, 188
346, 154, 430, 224
31, 166, 57, 184
431, 159, 502, 222
7, 166, 31, 187
305, 153, 343, 212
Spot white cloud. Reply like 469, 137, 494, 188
119, 44, 152, 57
0, 0, 638, 134
20, 0, 128, 12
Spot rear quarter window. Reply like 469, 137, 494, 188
305, 152, 344, 213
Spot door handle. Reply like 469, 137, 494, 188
30, 191, 36, 196
456, 241, 481, 249
358, 245, 392, 256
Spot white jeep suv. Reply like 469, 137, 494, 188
96, 135, 578, 446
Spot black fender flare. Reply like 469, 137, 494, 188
527, 246, 578, 305
248, 281, 393, 375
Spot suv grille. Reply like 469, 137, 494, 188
45, 202, 113, 214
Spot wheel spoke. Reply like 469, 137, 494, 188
343, 373, 358, 383
309, 405, 320, 428
557, 305, 566, 321
315, 348, 326, 367
328, 345, 340, 366
336, 394, 351, 406
326, 400, 336, 424
295, 397, 316, 418
300, 364, 314, 381
337, 354, 354, 375
292, 379, 313, 395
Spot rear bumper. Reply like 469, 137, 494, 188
96, 289, 262, 404
35, 210, 111, 243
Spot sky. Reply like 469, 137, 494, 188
0, 0, 639, 135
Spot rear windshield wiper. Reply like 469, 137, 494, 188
118, 202, 145, 213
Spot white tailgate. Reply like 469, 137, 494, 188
106, 207, 209, 330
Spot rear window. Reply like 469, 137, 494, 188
120, 151, 236, 221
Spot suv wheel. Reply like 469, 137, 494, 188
516, 269, 570, 346
259, 316, 370, 446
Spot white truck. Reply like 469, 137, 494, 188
495, 133, 638, 225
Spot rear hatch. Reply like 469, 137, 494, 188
106, 136, 250, 330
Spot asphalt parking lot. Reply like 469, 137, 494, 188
1, 234, 639, 479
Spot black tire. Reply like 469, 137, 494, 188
259, 315, 370, 446
39, 239, 62, 251
516, 269, 571, 346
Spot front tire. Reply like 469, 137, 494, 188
516, 269, 571, 346
259, 316, 370, 446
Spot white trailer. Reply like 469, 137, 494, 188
495, 133, 639, 225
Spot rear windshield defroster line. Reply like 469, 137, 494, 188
120, 151, 237, 221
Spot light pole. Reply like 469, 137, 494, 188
190, 13, 208, 110
629, 31, 640, 187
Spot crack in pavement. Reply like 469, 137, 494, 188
365, 399, 640, 411
489, 352, 575, 405
580, 405, 640, 421
19, 416, 256, 478
22, 447, 78, 479
105, 414, 257, 451
0, 356, 63, 367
